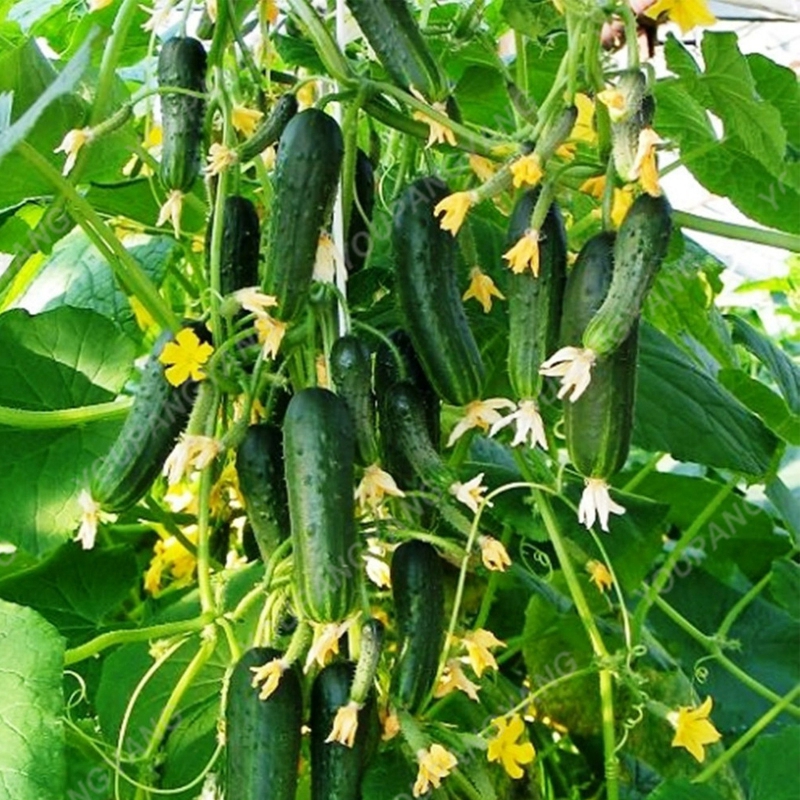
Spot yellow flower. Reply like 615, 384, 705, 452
645, 0, 716, 33
611, 187, 635, 228
587, 559, 614, 592
479, 535, 511, 572
144, 525, 198, 596
510, 153, 543, 189
539, 346, 596, 402
297, 81, 317, 109
261, 0, 279, 25
571, 93, 596, 144
159, 327, 214, 387
463, 267, 505, 313
381, 710, 401, 740
489, 400, 547, 450
413, 744, 457, 797
468, 154, 496, 182
163, 434, 222, 486
633, 128, 663, 197
365, 554, 392, 588
326, 701, 361, 747
669, 696, 722, 762
411, 89, 456, 148
446, 398, 516, 447
305, 620, 353, 671
487, 715, 536, 779
504, 231, 540, 276
54, 127, 94, 176
435, 659, 480, 701
250, 657, 289, 700
355, 463, 405, 514
461, 629, 505, 678
578, 478, 626, 532
254, 314, 288, 359
156, 189, 184, 237
580, 175, 606, 199
597, 88, 627, 123
205, 142, 238, 176
449, 473, 492, 515
232, 104, 264, 138
233, 287, 279, 314
434, 191, 477, 236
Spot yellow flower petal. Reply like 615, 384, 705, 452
587, 559, 614, 592
158, 327, 214, 387
504, 231, 540, 276
413, 744, 457, 797
463, 267, 505, 313
479, 535, 511, 571
645, 0, 716, 33
326, 701, 361, 748
633, 128, 663, 197
510, 153, 543, 189
446, 398, 515, 447
434, 191, 476, 236
670, 696, 722, 762
461, 629, 505, 678
54, 127, 94, 175
232, 104, 264, 138
468, 154, 496, 182
449, 473, 492, 515
434, 659, 480, 701
254, 314, 287, 360
487, 715, 536, 779
250, 657, 288, 700
205, 142, 238, 176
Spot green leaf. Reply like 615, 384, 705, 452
765, 476, 800, 540
7, 0, 64, 33
747, 54, 800, 153
454, 66, 513, 133
0, 598, 66, 800
768, 558, 800, 620
0, 543, 139, 646
501, 0, 562, 39
362, 741, 417, 800
634, 324, 778, 477
646, 779, 726, 800
14, 229, 179, 338
747, 726, 800, 800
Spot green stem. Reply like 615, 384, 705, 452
17, 142, 179, 332
672, 211, 800, 253
196, 399, 222, 617
651, 593, 800, 719
716, 573, 771, 641
694, 683, 800, 783
633, 481, 735, 639
0, 399, 132, 430
515, 32, 529, 96
64, 614, 214, 666
286, 0, 353, 84
620, 452, 661, 494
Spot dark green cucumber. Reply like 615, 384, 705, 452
391, 540, 445, 712
263, 109, 344, 321
157, 37, 207, 193
345, 149, 375, 274
393, 177, 485, 405
344, 0, 445, 101
311, 662, 376, 800
207, 195, 261, 296
225, 647, 303, 800
235, 423, 290, 560
561, 233, 637, 479
507, 190, 567, 401
238, 93, 299, 163
330, 335, 379, 467
89, 323, 210, 512
283, 388, 358, 622
582, 193, 671, 356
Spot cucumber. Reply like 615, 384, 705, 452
561, 233, 637, 479
330, 334, 379, 467
345, 149, 375, 274
235, 423, 290, 561
89, 323, 210, 512
238, 93, 299, 163
582, 193, 671, 356
351, 617, 384, 705
344, 0, 446, 101
609, 70, 652, 182
311, 662, 376, 800
225, 647, 303, 800
157, 37, 207, 193
391, 540, 445, 712
507, 190, 567, 401
393, 177, 485, 406
263, 109, 344, 321
283, 388, 358, 622
206, 195, 260, 296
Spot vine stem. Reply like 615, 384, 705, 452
672, 210, 800, 252
651, 593, 800, 719
17, 141, 179, 333
0, 399, 132, 430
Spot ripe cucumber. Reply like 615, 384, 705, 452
283, 388, 358, 623
225, 647, 303, 800
391, 540, 445, 712
561, 233, 637, 479
157, 37, 207, 193
238, 92, 299, 163
207, 195, 260, 296
235, 423, 290, 560
393, 177, 485, 406
507, 189, 567, 401
263, 109, 344, 321
345, 149, 375, 274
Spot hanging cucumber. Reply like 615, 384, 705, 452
225, 647, 303, 800
507, 189, 567, 401
157, 37, 207, 193
391, 539, 445, 712
393, 177, 485, 406
262, 109, 344, 321
344, 0, 446, 101
206, 195, 261, 296
581, 193, 671, 357
235, 423, 290, 561
283, 388, 358, 623
345, 149, 375, 274
238, 92, 299, 163
89, 323, 211, 513
330, 335, 379, 467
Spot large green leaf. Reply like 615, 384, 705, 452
646, 780, 725, 800
634, 324, 778, 477
0, 598, 65, 800
747, 726, 800, 800
0, 543, 138, 646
